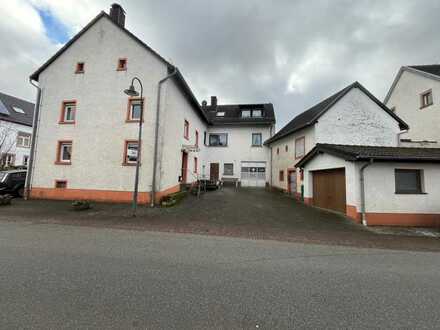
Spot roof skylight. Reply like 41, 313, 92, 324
12, 106, 25, 114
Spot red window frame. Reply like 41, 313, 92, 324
279, 170, 284, 182
54, 180, 67, 189
117, 58, 127, 71
126, 97, 144, 122
59, 100, 77, 124
195, 130, 199, 147
55, 140, 73, 165
75, 62, 84, 74
123, 140, 139, 166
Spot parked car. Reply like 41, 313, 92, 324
0, 170, 27, 197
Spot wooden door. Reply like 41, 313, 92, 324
288, 170, 296, 194
312, 168, 346, 214
181, 152, 188, 183
210, 163, 219, 181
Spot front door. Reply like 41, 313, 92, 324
181, 152, 188, 183
210, 163, 219, 181
288, 170, 297, 194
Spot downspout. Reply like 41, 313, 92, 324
360, 159, 373, 226
269, 125, 274, 188
397, 129, 409, 147
24, 79, 42, 200
151, 67, 178, 207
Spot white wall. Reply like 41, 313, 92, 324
364, 162, 440, 214
386, 70, 440, 145
316, 88, 401, 146
158, 78, 209, 191
32, 16, 170, 192
205, 125, 272, 182
0, 120, 32, 166
270, 126, 315, 191
302, 153, 440, 215
302, 153, 358, 207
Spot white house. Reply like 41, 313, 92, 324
265, 82, 408, 197
384, 65, 440, 147
27, 4, 275, 204
296, 144, 440, 227
202, 97, 275, 187
0, 92, 34, 168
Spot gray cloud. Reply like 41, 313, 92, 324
2, 0, 440, 129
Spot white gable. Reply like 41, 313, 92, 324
315, 87, 400, 146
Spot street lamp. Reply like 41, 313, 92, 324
124, 77, 143, 216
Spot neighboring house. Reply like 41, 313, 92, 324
0, 92, 34, 168
28, 4, 275, 204
264, 81, 408, 197
296, 144, 440, 227
202, 97, 275, 187
385, 65, 440, 147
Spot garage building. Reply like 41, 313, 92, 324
296, 143, 440, 227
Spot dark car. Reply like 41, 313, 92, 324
0, 170, 27, 197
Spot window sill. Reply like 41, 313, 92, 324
395, 191, 427, 195
122, 162, 138, 166
75, 71, 84, 74
54, 161, 71, 165
251, 145, 262, 148
116, 68, 127, 71
419, 103, 433, 110
59, 121, 76, 125
125, 119, 143, 123
208, 145, 228, 147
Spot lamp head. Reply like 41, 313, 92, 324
124, 84, 139, 97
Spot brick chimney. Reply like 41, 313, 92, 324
109, 3, 125, 28
211, 96, 217, 108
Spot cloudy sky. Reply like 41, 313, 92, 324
1, 0, 439, 129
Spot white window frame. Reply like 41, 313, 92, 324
63, 102, 76, 122
17, 132, 31, 148
295, 137, 305, 159
59, 142, 72, 163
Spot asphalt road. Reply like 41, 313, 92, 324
1, 221, 439, 329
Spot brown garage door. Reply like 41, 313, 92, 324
312, 168, 346, 214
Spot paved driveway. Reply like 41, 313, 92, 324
1, 187, 439, 251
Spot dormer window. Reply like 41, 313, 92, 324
252, 109, 262, 117
75, 62, 84, 73
216, 112, 225, 117
241, 110, 251, 118
117, 58, 127, 71
241, 109, 263, 118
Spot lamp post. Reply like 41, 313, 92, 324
124, 77, 143, 216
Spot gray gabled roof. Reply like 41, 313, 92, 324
265, 81, 408, 145
384, 65, 440, 104
296, 143, 440, 168
29, 11, 209, 123
204, 103, 275, 126
0, 92, 34, 127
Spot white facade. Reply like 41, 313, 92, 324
385, 68, 440, 147
205, 125, 273, 186
31, 16, 170, 196
29, 12, 274, 202
301, 152, 440, 226
269, 86, 402, 193
0, 120, 32, 167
